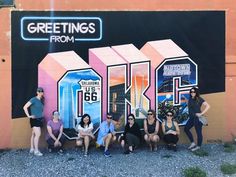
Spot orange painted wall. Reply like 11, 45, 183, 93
0, 0, 236, 148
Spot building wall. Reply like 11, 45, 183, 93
0, 0, 236, 148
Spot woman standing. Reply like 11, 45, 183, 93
76, 114, 95, 156
121, 114, 142, 154
46, 111, 65, 153
184, 87, 210, 151
144, 109, 160, 151
162, 110, 180, 151
23, 87, 44, 156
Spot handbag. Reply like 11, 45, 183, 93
199, 116, 208, 126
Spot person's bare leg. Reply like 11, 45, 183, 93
76, 140, 83, 147
152, 135, 159, 151
33, 127, 41, 152
84, 136, 90, 153
104, 133, 112, 151
29, 130, 35, 153
31, 131, 35, 149
121, 140, 125, 148
144, 134, 152, 150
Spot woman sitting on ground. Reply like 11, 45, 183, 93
119, 114, 142, 154
46, 111, 66, 153
76, 114, 95, 156
162, 110, 180, 151
143, 109, 160, 151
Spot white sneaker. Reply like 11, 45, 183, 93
34, 151, 43, 156
188, 142, 196, 150
191, 146, 200, 152
29, 148, 34, 153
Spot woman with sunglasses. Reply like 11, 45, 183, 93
23, 87, 45, 156
121, 114, 141, 154
76, 114, 95, 156
96, 113, 116, 157
144, 109, 160, 151
162, 110, 180, 151
46, 111, 66, 153
184, 87, 210, 151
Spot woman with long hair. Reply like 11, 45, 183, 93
120, 114, 142, 154
76, 114, 95, 156
184, 87, 210, 151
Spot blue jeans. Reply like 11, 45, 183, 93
184, 117, 203, 146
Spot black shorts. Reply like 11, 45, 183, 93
30, 118, 43, 128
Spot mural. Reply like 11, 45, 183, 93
11, 11, 225, 139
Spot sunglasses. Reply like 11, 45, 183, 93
128, 118, 134, 120
190, 90, 196, 93
166, 114, 173, 117
107, 116, 112, 119
147, 113, 153, 116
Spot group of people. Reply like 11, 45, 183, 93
23, 86, 210, 157
23, 87, 65, 156
94, 109, 179, 157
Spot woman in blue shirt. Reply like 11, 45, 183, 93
23, 87, 44, 156
96, 113, 116, 157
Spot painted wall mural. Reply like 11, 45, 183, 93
11, 11, 225, 139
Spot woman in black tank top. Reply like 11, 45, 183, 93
162, 110, 180, 151
144, 109, 160, 151
184, 87, 210, 152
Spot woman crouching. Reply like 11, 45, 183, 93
119, 114, 142, 154
76, 114, 95, 156
162, 110, 180, 151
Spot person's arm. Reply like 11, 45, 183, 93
57, 123, 64, 142
161, 122, 166, 135
47, 125, 57, 141
98, 122, 107, 137
196, 101, 210, 117
80, 125, 94, 138
174, 121, 180, 135
79, 127, 91, 136
79, 129, 89, 136
110, 123, 116, 136
153, 120, 159, 135
143, 119, 149, 135
77, 124, 82, 135
88, 123, 95, 139
23, 101, 34, 118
